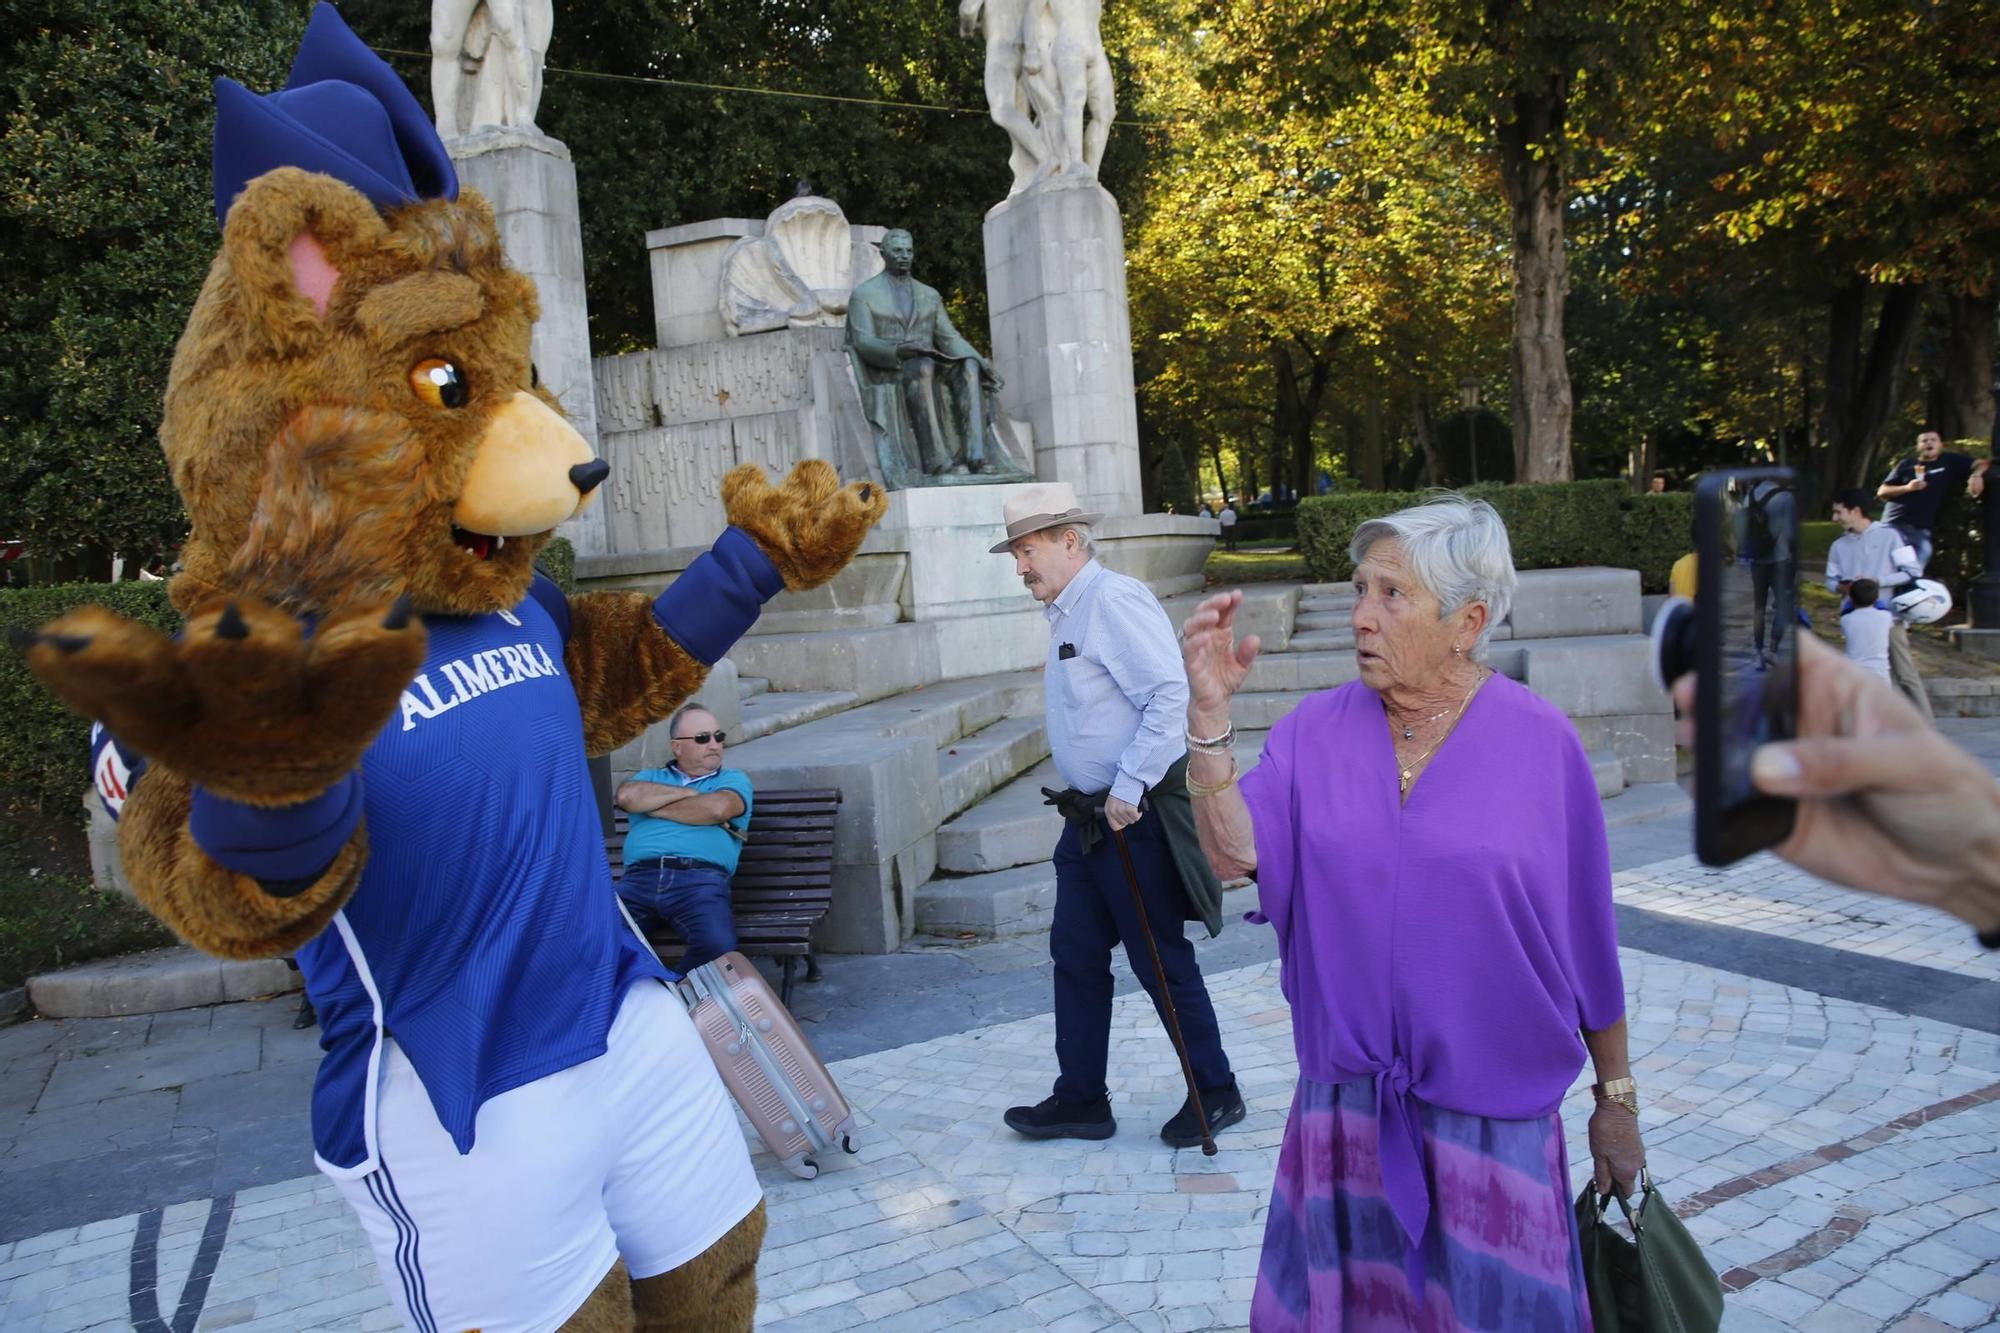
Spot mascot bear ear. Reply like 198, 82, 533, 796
220, 167, 388, 351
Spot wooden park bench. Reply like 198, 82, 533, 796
605, 787, 841, 1006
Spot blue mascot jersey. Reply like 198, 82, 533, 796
94, 576, 670, 1175
293, 577, 669, 1175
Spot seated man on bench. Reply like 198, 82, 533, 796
615, 705, 754, 972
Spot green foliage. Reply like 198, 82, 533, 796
0, 867, 173, 992
1204, 548, 1310, 585
536, 536, 576, 595
0, 582, 178, 818
1618, 493, 1695, 595
1298, 482, 1693, 592
0, 1, 306, 571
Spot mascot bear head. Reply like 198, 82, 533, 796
164, 4, 594, 621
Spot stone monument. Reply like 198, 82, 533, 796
846, 229, 1032, 486
968, 0, 1145, 522
430, 0, 605, 557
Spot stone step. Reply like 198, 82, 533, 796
936, 716, 1051, 825
1243, 650, 1357, 694
1586, 748, 1626, 799
737, 675, 771, 701
1298, 595, 1356, 615
915, 862, 1059, 938
1230, 690, 1315, 731
28, 947, 299, 1019
1301, 582, 1356, 598
1929, 676, 2000, 718
1294, 610, 1353, 632
736, 689, 861, 742
936, 758, 1066, 874
1288, 628, 1355, 652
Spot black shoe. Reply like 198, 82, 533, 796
1004, 1095, 1116, 1141
292, 996, 317, 1030
1161, 1083, 1246, 1148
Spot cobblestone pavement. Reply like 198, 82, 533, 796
4, 715, 1998, 1330
6, 927, 2000, 1331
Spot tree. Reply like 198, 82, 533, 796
1631, 0, 2000, 490
1189, 0, 1669, 482
0, 1, 306, 574
1123, 0, 1508, 498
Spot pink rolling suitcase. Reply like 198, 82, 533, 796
680, 951, 858, 1180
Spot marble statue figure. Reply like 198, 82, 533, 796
432, 0, 554, 139
959, 0, 1115, 195
846, 230, 1024, 484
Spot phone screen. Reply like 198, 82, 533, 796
1695, 468, 1800, 863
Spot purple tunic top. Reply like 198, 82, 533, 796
1240, 675, 1626, 1264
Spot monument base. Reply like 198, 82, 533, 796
984, 177, 1142, 520
1951, 627, 2000, 661
449, 127, 606, 558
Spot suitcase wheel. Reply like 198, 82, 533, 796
842, 1134, 857, 1155
787, 1156, 821, 1181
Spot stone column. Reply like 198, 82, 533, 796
448, 126, 607, 557
984, 178, 1143, 519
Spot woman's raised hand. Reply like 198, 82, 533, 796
1180, 591, 1260, 723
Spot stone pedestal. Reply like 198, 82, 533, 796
449, 127, 606, 557
984, 178, 1143, 520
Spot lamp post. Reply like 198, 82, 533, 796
1458, 376, 1481, 485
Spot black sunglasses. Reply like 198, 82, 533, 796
673, 730, 726, 744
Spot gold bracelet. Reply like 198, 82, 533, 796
1186, 753, 1240, 797
1592, 1077, 1639, 1115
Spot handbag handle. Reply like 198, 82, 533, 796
1586, 1167, 1658, 1230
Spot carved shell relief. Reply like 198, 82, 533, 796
719, 195, 857, 336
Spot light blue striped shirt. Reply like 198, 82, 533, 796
1043, 559, 1189, 805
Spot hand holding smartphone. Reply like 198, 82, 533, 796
1651, 468, 1801, 865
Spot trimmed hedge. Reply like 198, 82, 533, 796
537, 536, 576, 594
1297, 483, 1695, 593
1, 583, 179, 819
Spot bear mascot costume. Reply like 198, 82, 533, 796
15, 6, 887, 1329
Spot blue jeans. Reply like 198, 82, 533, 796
618, 864, 737, 972
1049, 814, 1233, 1104
1896, 524, 1935, 576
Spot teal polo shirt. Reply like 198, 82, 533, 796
622, 766, 754, 874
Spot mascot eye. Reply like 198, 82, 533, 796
530, 362, 540, 389
410, 358, 469, 409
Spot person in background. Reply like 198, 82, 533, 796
1182, 495, 1638, 1330
1649, 473, 1668, 494
1743, 474, 1796, 670
614, 705, 752, 973
1217, 499, 1238, 552
1839, 578, 1894, 685
1826, 488, 1929, 718
1668, 518, 1699, 602
1877, 428, 1988, 574
992, 482, 1245, 1150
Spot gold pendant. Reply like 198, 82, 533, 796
1400, 768, 1413, 792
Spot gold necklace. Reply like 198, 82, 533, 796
1394, 671, 1486, 795
1389, 702, 1452, 741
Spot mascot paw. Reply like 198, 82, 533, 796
721, 459, 890, 591
14, 596, 426, 804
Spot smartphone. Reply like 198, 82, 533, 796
1693, 467, 1800, 865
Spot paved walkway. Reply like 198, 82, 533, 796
3, 720, 1998, 1331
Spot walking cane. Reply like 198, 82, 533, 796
1109, 822, 1217, 1157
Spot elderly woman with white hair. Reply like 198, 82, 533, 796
1180, 496, 1643, 1331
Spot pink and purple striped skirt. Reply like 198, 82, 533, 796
1251, 1077, 1593, 1332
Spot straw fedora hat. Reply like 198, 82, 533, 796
988, 483, 1106, 554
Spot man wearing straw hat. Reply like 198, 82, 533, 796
991, 483, 1245, 1147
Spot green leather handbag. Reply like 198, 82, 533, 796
1575, 1171, 1724, 1333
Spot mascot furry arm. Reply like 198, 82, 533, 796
20, 89, 885, 965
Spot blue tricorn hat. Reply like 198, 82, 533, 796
211, 2, 457, 226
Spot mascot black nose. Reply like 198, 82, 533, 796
569, 460, 610, 497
